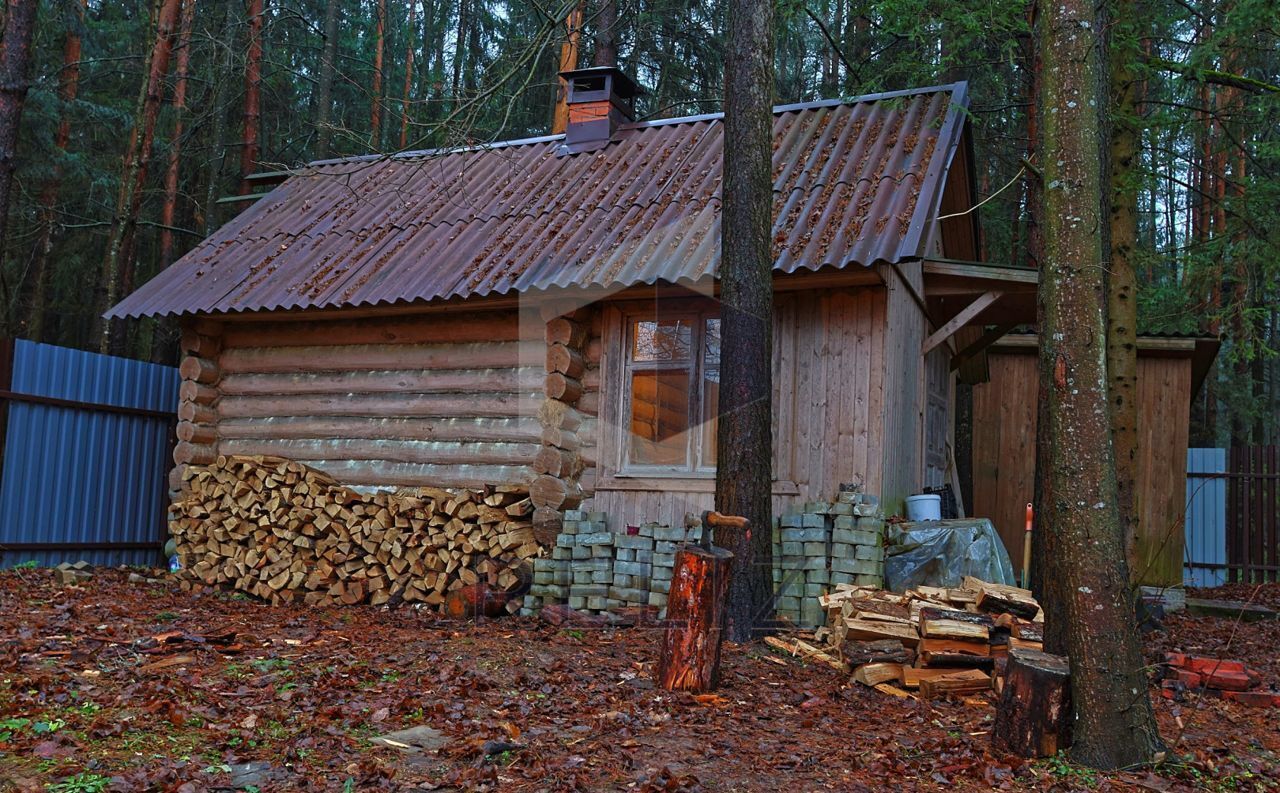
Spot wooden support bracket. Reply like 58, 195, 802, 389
922, 291, 1003, 355
949, 322, 1018, 372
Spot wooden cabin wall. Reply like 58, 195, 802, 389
583, 286, 887, 530
192, 308, 546, 489
970, 349, 1193, 586
878, 262, 927, 517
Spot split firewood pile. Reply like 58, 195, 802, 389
169, 455, 541, 609
767, 576, 1044, 700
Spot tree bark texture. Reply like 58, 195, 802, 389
1107, 0, 1141, 579
95, 0, 182, 352
160, 0, 195, 269
1033, 0, 1165, 768
314, 0, 341, 157
717, 0, 775, 644
371, 0, 386, 148
0, 0, 39, 307
993, 648, 1072, 758
240, 0, 263, 193
592, 0, 616, 66
25, 0, 81, 342
400, 0, 416, 149
655, 544, 734, 691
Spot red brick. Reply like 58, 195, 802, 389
1221, 690, 1280, 708
1205, 669, 1256, 692
1164, 652, 1188, 669
1173, 669, 1204, 687
1184, 656, 1248, 676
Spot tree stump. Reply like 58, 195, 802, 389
655, 544, 734, 692
993, 648, 1072, 758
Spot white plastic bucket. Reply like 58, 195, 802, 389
905, 493, 942, 522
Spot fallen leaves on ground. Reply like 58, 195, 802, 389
0, 569, 1277, 791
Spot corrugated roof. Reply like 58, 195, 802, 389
109, 83, 970, 319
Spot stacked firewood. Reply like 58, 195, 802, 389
169, 455, 541, 609
768, 577, 1044, 699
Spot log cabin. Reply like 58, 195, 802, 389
110, 68, 1040, 539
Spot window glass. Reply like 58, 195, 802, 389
631, 319, 693, 362
703, 318, 721, 366
628, 369, 691, 466
700, 367, 719, 468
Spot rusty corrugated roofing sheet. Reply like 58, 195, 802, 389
109, 83, 969, 319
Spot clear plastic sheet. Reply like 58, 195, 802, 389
883, 518, 1018, 591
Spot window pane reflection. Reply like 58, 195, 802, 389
628, 369, 691, 466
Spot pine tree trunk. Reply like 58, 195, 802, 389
202, 2, 237, 235
314, 0, 341, 157
451, 0, 467, 104
95, 0, 182, 353
717, 0, 775, 645
25, 0, 82, 343
371, 0, 385, 148
1107, 0, 1141, 579
592, 0, 616, 66
160, 0, 195, 269
1033, 0, 1165, 768
240, 0, 263, 193
400, 0, 416, 149
0, 0, 40, 327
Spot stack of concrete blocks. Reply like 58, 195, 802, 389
775, 490, 885, 628
829, 489, 885, 589
611, 523, 655, 610
777, 504, 832, 627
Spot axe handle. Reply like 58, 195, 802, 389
703, 511, 749, 530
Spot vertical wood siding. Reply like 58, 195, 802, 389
878, 263, 926, 515
585, 286, 887, 530
213, 309, 544, 489
971, 349, 1192, 586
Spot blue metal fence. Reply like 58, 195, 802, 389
1185, 447, 1228, 587
0, 339, 180, 568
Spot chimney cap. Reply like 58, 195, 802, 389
558, 66, 643, 101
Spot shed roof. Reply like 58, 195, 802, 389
109, 83, 970, 319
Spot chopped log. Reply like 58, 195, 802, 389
902, 666, 970, 689
853, 662, 903, 686
976, 589, 1040, 621
841, 617, 920, 646
874, 683, 913, 698
655, 544, 734, 692
920, 612, 991, 642
546, 343, 585, 378
441, 582, 518, 620
919, 668, 991, 698
840, 638, 913, 666
992, 648, 1072, 758
545, 317, 588, 348
764, 635, 848, 672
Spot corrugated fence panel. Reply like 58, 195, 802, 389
1185, 447, 1227, 587
0, 340, 180, 568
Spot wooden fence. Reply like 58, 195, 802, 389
1226, 446, 1280, 583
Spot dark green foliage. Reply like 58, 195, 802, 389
0, 0, 1275, 444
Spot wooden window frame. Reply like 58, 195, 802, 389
617, 305, 719, 476
596, 300, 798, 495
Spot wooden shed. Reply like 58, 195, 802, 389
970, 335, 1218, 586
110, 70, 1036, 537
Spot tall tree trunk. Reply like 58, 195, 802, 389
94, 0, 182, 353
202, 1, 237, 235
314, 0, 341, 157
400, 0, 416, 149
717, 0, 774, 644
592, 0, 615, 66
0, 0, 39, 333
160, 0, 195, 269
451, 0, 467, 103
552, 0, 583, 134
240, 0, 263, 193
1033, 0, 1164, 768
1107, 0, 1141, 579
371, 0, 385, 148
25, 0, 82, 343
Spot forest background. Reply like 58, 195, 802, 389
1, 0, 1276, 446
